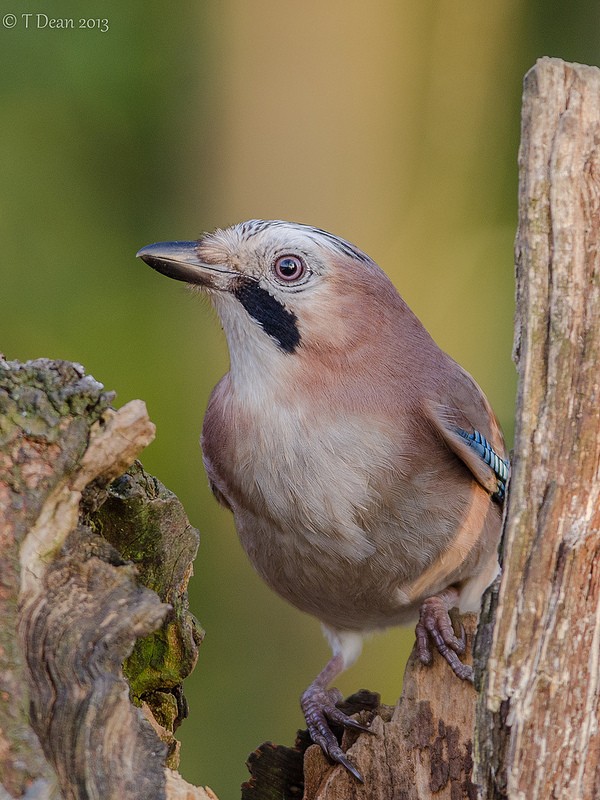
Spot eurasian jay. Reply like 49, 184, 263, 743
137, 220, 509, 781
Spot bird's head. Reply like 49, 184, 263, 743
137, 220, 418, 394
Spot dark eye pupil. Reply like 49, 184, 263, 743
275, 256, 304, 281
279, 258, 299, 276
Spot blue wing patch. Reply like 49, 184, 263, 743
455, 428, 510, 501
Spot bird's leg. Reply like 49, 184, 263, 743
300, 652, 372, 782
415, 587, 473, 681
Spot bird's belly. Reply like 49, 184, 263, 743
230, 474, 498, 632
233, 506, 422, 628
206, 407, 500, 631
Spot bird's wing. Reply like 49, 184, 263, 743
423, 365, 509, 500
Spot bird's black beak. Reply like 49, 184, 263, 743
136, 241, 237, 288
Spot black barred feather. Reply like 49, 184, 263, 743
455, 428, 509, 501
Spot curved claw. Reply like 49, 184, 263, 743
336, 752, 364, 783
312, 735, 364, 782
416, 595, 473, 681
301, 685, 368, 780
339, 716, 374, 734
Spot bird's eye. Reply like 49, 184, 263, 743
273, 254, 307, 283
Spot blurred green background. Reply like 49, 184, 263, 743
1, 1, 598, 796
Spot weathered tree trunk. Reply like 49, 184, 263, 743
1, 56, 599, 800
0, 359, 212, 800
473, 57, 600, 799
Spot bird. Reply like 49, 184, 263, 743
137, 220, 509, 781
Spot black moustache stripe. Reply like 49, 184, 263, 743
233, 279, 301, 354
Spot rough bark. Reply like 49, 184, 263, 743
302, 617, 478, 800
475, 57, 600, 799
0, 358, 212, 800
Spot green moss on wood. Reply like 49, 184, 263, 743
92, 460, 203, 757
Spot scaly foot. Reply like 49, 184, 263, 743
415, 594, 473, 681
300, 684, 372, 781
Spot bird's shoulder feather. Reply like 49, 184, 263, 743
422, 361, 509, 500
